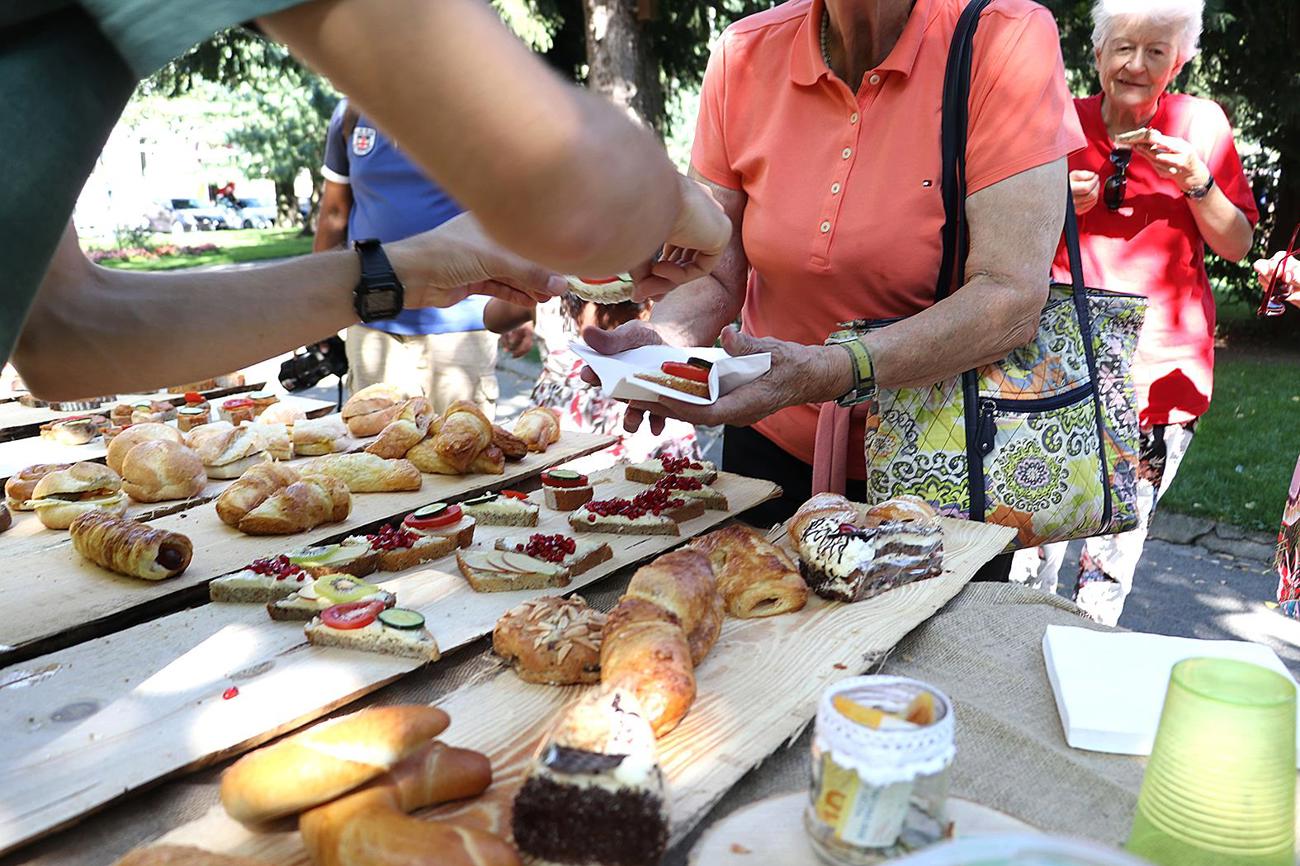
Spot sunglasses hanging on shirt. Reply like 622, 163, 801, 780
1258, 223, 1300, 318
1103, 147, 1132, 212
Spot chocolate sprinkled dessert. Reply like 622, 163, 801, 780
512, 688, 668, 866
796, 516, 943, 603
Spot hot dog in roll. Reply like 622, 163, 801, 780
69, 511, 193, 580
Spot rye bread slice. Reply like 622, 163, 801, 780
304, 619, 440, 661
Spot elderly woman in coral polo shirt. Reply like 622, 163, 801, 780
586, 0, 1082, 549
1013, 0, 1257, 624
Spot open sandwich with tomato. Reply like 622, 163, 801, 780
304, 599, 439, 661
268, 573, 396, 622
400, 502, 476, 548
540, 468, 594, 511
460, 489, 539, 527
632, 357, 713, 399
564, 274, 635, 305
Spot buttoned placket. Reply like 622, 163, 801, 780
813, 68, 888, 267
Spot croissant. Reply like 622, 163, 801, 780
433, 401, 493, 473
69, 511, 193, 580
600, 597, 695, 737
301, 453, 422, 492
215, 462, 300, 527
624, 549, 723, 665
237, 475, 351, 535
513, 406, 561, 453
341, 383, 411, 437
689, 524, 808, 618
491, 425, 529, 461
365, 397, 434, 459
299, 740, 516, 866
468, 445, 505, 475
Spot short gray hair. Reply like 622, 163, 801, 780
1091, 0, 1203, 64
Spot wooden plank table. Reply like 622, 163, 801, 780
139, 518, 1016, 865
0, 394, 334, 481
0, 469, 783, 855
0, 430, 614, 664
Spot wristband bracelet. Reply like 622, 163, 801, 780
825, 328, 876, 407
1184, 173, 1215, 200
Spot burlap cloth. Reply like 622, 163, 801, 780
7, 582, 1143, 866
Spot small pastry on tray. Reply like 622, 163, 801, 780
541, 469, 593, 511
292, 417, 348, 457
69, 511, 192, 580
305, 602, 439, 661
512, 406, 561, 453
365, 397, 435, 459
214, 462, 299, 527
268, 573, 395, 622
791, 493, 943, 603
341, 383, 410, 437
300, 452, 422, 492
491, 425, 529, 461
493, 595, 607, 685
190, 425, 269, 480
688, 524, 808, 618
512, 686, 668, 866
237, 475, 351, 535
39, 415, 106, 446
460, 489, 538, 526
624, 455, 717, 485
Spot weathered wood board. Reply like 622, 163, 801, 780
0, 470, 782, 856
0, 431, 615, 662
0, 394, 334, 480
131, 519, 1015, 866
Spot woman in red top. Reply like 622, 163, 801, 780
1014, 0, 1258, 624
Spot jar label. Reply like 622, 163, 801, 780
814, 753, 913, 847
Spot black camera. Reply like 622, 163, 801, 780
279, 336, 348, 392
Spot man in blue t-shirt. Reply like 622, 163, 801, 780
316, 99, 499, 416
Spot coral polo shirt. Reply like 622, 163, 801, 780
1051, 93, 1258, 428
691, 0, 1084, 478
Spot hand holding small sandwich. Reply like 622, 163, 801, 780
631, 174, 732, 302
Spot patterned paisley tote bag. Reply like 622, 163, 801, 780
857, 0, 1147, 550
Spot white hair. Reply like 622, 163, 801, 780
1091, 0, 1203, 64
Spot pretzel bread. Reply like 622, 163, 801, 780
219, 705, 450, 824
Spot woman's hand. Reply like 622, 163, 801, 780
1132, 132, 1211, 194
1255, 251, 1300, 305
499, 321, 535, 358
388, 212, 568, 309
630, 175, 732, 302
620, 327, 851, 429
1070, 169, 1100, 215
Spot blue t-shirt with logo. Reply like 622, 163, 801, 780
322, 100, 486, 335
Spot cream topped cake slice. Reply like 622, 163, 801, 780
455, 548, 573, 592
512, 687, 668, 866
796, 516, 943, 603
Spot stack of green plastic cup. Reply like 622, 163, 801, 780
1125, 657, 1296, 866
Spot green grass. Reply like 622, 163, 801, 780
93, 229, 312, 271
1161, 352, 1300, 531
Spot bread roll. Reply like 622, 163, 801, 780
624, 549, 723, 664
30, 462, 128, 529
121, 440, 207, 502
294, 417, 348, 456
106, 423, 184, 475
5, 463, 72, 510
191, 426, 268, 479
219, 705, 450, 824
214, 462, 299, 526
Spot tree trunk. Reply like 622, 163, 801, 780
582, 0, 663, 136
274, 179, 298, 229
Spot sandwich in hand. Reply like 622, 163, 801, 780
633, 358, 713, 399
565, 274, 635, 304
27, 462, 129, 529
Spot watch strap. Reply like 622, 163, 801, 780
1184, 173, 1215, 200
826, 329, 876, 407
352, 238, 404, 322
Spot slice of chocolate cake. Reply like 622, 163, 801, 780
512, 687, 668, 866
796, 515, 943, 603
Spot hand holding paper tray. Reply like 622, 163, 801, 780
569, 341, 771, 406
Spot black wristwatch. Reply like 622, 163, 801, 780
352, 239, 405, 322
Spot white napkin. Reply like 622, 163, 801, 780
569, 342, 770, 406
1042, 625, 1300, 763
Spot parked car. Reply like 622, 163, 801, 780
234, 197, 277, 229
139, 201, 195, 234
168, 198, 235, 231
